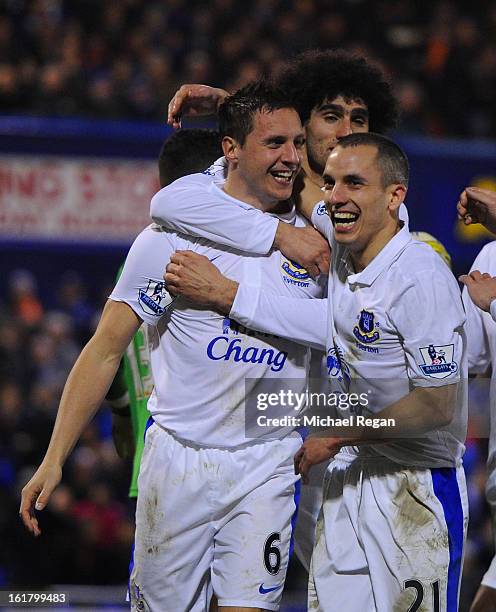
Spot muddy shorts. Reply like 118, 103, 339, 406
130, 422, 301, 611
308, 456, 468, 612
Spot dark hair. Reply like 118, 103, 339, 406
158, 128, 222, 187
277, 50, 398, 131
335, 132, 409, 188
218, 80, 297, 146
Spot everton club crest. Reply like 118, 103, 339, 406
353, 309, 380, 344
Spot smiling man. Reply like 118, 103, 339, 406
154, 50, 399, 574
157, 50, 397, 278
164, 133, 468, 612
20, 81, 325, 612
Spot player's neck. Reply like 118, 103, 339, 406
223, 174, 278, 212
292, 161, 325, 219
351, 221, 402, 272
301, 157, 324, 190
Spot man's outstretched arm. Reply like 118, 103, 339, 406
151, 175, 330, 277
20, 300, 141, 536
165, 250, 327, 350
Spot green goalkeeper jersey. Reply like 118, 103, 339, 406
124, 324, 153, 497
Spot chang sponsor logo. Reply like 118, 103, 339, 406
208, 318, 287, 372
206, 337, 287, 372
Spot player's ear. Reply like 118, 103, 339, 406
387, 183, 407, 212
222, 136, 240, 163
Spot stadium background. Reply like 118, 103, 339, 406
1, 0, 496, 609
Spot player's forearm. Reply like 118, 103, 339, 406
150, 185, 277, 254
313, 384, 457, 447
229, 284, 327, 350
378, 383, 457, 435
43, 337, 124, 467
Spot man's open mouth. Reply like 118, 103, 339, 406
332, 210, 360, 229
270, 170, 295, 184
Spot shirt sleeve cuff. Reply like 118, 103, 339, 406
490, 299, 496, 323
482, 555, 496, 588
230, 284, 260, 327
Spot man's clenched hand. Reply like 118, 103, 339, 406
167, 84, 230, 128
457, 186, 496, 234
459, 270, 496, 312
274, 223, 330, 278
294, 436, 343, 484
165, 250, 238, 314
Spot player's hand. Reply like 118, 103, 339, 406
457, 186, 496, 234
459, 270, 496, 312
167, 84, 230, 128
274, 223, 330, 278
294, 437, 342, 484
19, 462, 62, 536
469, 584, 496, 612
112, 413, 135, 460
165, 250, 238, 314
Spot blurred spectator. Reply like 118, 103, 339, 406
8, 270, 43, 328
57, 271, 96, 343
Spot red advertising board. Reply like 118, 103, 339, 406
0, 155, 160, 242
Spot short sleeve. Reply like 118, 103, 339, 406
463, 287, 490, 374
463, 245, 494, 373
311, 200, 333, 243
110, 225, 177, 326
389, 270, 465, 387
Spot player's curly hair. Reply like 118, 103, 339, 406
277, 50, 398, 132
218, 79, 295, 146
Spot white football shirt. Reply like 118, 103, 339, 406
111, 173, 324, 448
230, 205, 467, 467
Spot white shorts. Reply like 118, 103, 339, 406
130, 422, 301, 611
293, 460, 328, 572
309, 456, 468, 612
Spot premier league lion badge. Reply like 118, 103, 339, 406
418, 344, 458, 379
138, 279, 174, 316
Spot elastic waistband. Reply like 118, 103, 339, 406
150, 418, 302, 452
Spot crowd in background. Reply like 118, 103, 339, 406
0, 0, 496, 138
0, 269, 134, 586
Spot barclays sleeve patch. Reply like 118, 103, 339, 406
417, 344, 458, 379
138, 280, 174, 317
316, 202, 328, 216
